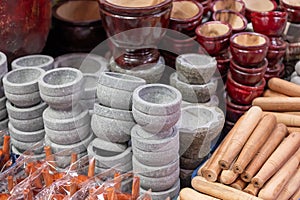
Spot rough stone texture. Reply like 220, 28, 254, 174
5, 91, 42, 108
133, 84, 182, 116
87, 141, 132, 168
170, 72, 218, 103
176, 53, 217, 84
94, 161, 133, 173
180, 155, 207, 170
10, 137, 44, 154
43, 105, 90, 131
9, 115, 44, 132
131, 124, 174, 140
131, 125, 179, 152
295, 60, 300, 76
3, 67, 45, 95
45, 131, 94, 153
181, 94, 219, 108
133, 156, 179, 177
82, 74, 98, 100
291, 75, 300, 85
6, 101, 47, 120
91, 138, 127, 153
93, 103, 134, 121
12, 145, 45, 160
0, 108, 7, 121
133, 145, 179, 167
180, 137, 211, 159
8, 122, 45, 142
132, 106, 181, 133
109, 57, 165, 84
38, 68, 84, 97
45, 123, 90, 145
91, 114, 134, 143
55, 151, 87, 169
43, 103, 83, 120
12, 55, 54, 71
79, 99, 96, 110
54, 53, 108, 76
0, 52, 8, 77
0, 118, 8, 130
139, 167, 179, 192
139, 179, 180, 200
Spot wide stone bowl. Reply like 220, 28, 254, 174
11, 55, 54, 71
8, 122, 45, 143
5, 91, 42, 108
6, 101, 47, 120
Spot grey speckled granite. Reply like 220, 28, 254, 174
12, 55, 54, 71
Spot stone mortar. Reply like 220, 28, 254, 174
79, 99, 96, 110
9, 115, 44, 132
5, 91, 42, 108
10, 137, 44, 154
180, 155, 207, 170
95, 161, 133, 174
43, 103, 83, 119
6, 101, 47, 120
91, 138, 127, 153
55, 151, 87, 169
8, 122, 45, 143
131, 124, 174, 140
12, 55, 54, 71
180, 137, 211, 159
93, 103, 134, 122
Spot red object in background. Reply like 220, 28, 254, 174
0, 0, 51, 63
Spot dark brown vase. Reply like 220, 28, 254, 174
99, 0, 173, 69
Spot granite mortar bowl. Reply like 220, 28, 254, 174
11, 55, 54, 71
280, 0, 300, 23
211, 0, 245, 14
212, 10, 247, 33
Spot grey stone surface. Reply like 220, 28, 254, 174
133, 84, 182, 116
0, 87, 4, 98
45, 131, 94, 153
6, 101, 47, 120
170, 72, 218, 103
0, 96, 6, 110
180, 155, 207, 170
176, 53, 217, 84
12, 55, 54, 71
80, 99, 96, 110
54, 53, 108, 76
45, 123, 90, 145
43, 103, 83, 119
109, 57, 165, 84
180, 137, 211, 159
0, 52, 8, 77
133, 145, 179, 167
9, 115, 44, 132
291, 75, 300, 85
131, 125, 179, 152
55, 151, 87, 169
3, 67, 45, 95
82, 74, 98, 100
139, 167, 179, 192
140, 179, 180, 200
295, 60, 300, 76
91, 138, 127, 153
12, 145, 45, 160
133, 156, 179, 177
91, 114, 134, 143
291, 71, 298, 79
5, 90, 42, 108
181, 94, 219, 108
38, 67, 83, 97
43, 106, 90, 131
0, 118, 8, 130
131, 124, 174, 140
8, 122, 45, 142
0, 108, 7, 121
10, 137, 44, 154
132, 106, 181, 133
93, 103, 134, 121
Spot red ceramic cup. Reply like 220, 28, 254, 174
243, 0, 277, 22
230, 32, 270, 66
264, 62, 283, 80
230, 58, 268, 73
226, 94, 251, 122
251, 11, 288, 37
211, 0, 245, 14
195, 21, 232, 55
280, 0, 300, 23
195, 0, 212, 15
226, 71, 266, 105
215, 49, 231, 76
169, 0, 203, 37
267, 37, 287, 65
212, 10, 248, 33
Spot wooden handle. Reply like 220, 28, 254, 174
179, 188, 220, 200
252, 97, 300, 111
241, 123, 287, 182
191, 176, 263, 200
243, 183, 259, 196
42, 167, 53, 187
287, 126, 300, 133
268, 77, 300, 97
290, 187, 300, 200
88, 157, 95, 178
219, 106, 263, 169
263, 89, 288, 97
132, 176, 140, 200
276, 166, 300, 200
264, 111, 300, 127
2, 135, 10, 155
219, 169, 239, 185
230, 178, 247, 191
7, 176, 14, 192
69, 181, 78, 197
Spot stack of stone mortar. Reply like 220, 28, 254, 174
3, 67, 46, 159
89, 72, 146, 173
0, 52, 9, 145
290, 60, 300, 85
170, 53, 219, 108
39, 68, 93, 169
131, 84, 182, 200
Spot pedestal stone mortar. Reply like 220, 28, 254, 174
176, 53, 217, 84
109, 57, 165, 84
6, 101, 47, 120
91, 103, 135, 143
11, 55, 54, 71
38, 68, 84, 110
97, 72, 146, 110
170, 72, 218, 103
0, 52, 8, 78
8, 122, 45, 142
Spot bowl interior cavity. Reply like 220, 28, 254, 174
7, 69, 42, 84
215, 12, 244, 29
171, 1, 199, 19
107, 0, 165, 7
139, 86, 177, 104
181, 107, 213, 131
93, 146, 120, 157
198, 23, 230, 37
283, 0, 300, 6
233, 34, 266, 46
16, 57, 50, 66
43, 70, 78, 86
214, 1, 243, 12
243, 0, 274, 11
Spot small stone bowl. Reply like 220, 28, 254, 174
6, 101, 47, 120
280, 0, 300, 23
0, 51, 8, 78
9, 115, 44, 132
97, 72, 146, 110
170, 72, 218, 103
3, 67, 45, 95
133, 84, 182, 116
8, 122, 45, 143
230, 32, 270, 66
5, 91, 42, 108
82, 74, 98, 100
175, 53, 217, 84
11, 55, 54, 71
10, 137, 44, 154
54, 53, 109, 76
211, 0, 245, 14
212, 10, 248, 33
40, 91, 82, 110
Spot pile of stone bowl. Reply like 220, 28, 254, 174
11, 54, 54, 71
178, 105, 225, 187
89, 72, 145, 173
170, 53, 219, 108
0, 52, 8, 136
39, 68, 93, 169
3, 67, 46, 159
131, 84, 182, 200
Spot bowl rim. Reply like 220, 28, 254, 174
211, 0, 245, 13
195, 21, 232, 39
244, 0, 277, 13
170, 0, 204, 23
212, 9, 248, 32
280, 0, 300, 9
230, 32, 270, 49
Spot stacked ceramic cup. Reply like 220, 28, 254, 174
131, 84, 182, 200
0, 52, 8, 135
3, 67, 46, 158
170, 53, 218, 107
39, 68, 93, 169
89, 72, 146, 173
